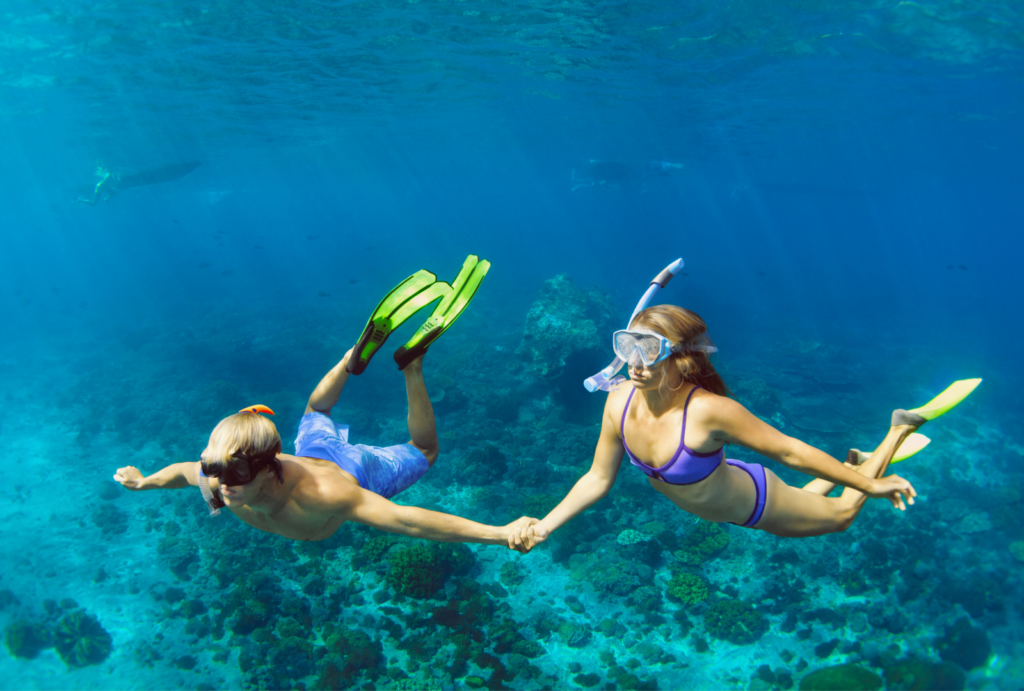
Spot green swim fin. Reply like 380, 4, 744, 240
393, 255, 490, 370
347, 270, 452, 375
908, 378, 982, 421
891, 432, 931, 464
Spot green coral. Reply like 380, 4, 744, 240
1009, 541, 1024, 563
674, 521, 729, 565
703, 599, 768, 645
53, 609, 113, 668
361, 535, 398, 564
588, 560, 642, 597
558, 621, 592, 648
882, 657, 965, 691
4, 620, 51, 659
500, 561, 525, 587
387, 545, 444, 598
799, 664, 882, 691
667, 571, 709, 605
616, 529, 650, 546
386, 542, 476, 598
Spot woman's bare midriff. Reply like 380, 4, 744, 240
648, 459, 758, 525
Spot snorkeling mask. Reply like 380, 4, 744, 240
584, 258, 718, 391
613, 330, 719, 368
613, 330, 682, 367
201, 451, 275, 487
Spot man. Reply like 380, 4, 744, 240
114, 257, 537, 545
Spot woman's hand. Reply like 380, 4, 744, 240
113, 466, 147, 490
507, 520, 550, 554
867, 474, 917, 511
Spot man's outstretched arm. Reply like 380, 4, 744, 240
114, 461, 201, 491
341, 487, 535, 545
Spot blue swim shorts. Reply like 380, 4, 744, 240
293, 412, 429, 499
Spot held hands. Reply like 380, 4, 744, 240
113, 466, 146, 490
867, 474, 917, 511
506, 518, 550, 554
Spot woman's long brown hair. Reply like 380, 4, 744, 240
630, 304, 731, 397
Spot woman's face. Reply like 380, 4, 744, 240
623, 327, 674, 388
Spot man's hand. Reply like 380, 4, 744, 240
113, 466, 147, 490
507, 518, 549, 554
866, 474, 916, 511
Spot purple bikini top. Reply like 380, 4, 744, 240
621, 385, 724, 485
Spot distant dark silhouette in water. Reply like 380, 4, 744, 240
572, 159, 685, 192
571, 159, 632, 191
752, 182, 867, 197
644, 160, 685, 179
77, 161, 202, 205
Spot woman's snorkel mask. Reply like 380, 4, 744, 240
584, 259, 716, 392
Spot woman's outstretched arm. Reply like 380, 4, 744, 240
509, 394, 625, 553
708, 395, 880, 492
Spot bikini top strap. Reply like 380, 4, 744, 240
680, 385, 701, 447
621, 387, 637, 435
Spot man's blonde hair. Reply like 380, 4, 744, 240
204, 413, 283, 481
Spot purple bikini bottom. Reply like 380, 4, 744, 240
726, 459, 768, 528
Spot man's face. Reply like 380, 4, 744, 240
201, 448, 266, 505
219, 472, 263, 505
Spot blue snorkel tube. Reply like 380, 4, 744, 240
583, 258, 685, 392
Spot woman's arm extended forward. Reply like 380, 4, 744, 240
510, 396, 625, 553
710, 396, 875, 492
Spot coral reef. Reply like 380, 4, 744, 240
667, 570, 709, 605
799, 664, 883, 691
674, 521, 729, 565
935, 617, 991, 670
515, 274, 615, 378
616, 529, 650, 545
4, 620, 51, 659
53, 609, 113, 668
386, 542, 476, 598
703, 599, 769, 645
882, 657, 966, 691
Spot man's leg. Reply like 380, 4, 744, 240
305, 349, 354, 415
403, 356, 439, 465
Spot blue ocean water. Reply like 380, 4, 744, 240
1, 0, 1022, 688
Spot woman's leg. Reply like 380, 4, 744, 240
403, 355, 440, 465
801, 413, 919, 496
756, 419, 918, 537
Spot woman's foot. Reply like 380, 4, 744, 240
846, 448, 871, 466
892, 409, 927, 428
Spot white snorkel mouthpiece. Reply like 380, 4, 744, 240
584, 258, 685, 392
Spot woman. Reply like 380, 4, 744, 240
510, 305, 922, 551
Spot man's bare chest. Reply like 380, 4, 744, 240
235, 506, 345, 542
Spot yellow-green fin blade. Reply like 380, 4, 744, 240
908, 378, 982, 421
347, 270, 444, 375
393, 255, 490, 370
389, 282, 451, 327
891, 433, 931, 464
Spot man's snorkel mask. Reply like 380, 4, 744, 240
197, 405, 276, 517
584, 259, 717, 392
